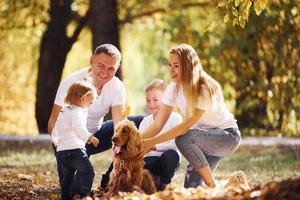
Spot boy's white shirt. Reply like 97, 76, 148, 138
162, 82, 238, 130
54, 67, 126, 133
139, 112, 183, 157
52, 105, 92, 151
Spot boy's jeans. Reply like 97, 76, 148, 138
175, 127, 241, 188
56, 148, 94, 200
144, 149, 180, 185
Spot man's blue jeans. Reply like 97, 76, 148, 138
56, 148, 94, 200
53, 115, 144, 193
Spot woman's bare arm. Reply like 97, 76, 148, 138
141, 103, 173, 139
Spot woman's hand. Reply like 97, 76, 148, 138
143, 138, 155, 150
138, 138, 155, 158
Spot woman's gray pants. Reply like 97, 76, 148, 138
175, 127, 241, 188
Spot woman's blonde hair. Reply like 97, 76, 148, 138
169, 44, 222, 117
65, 81, 96, 105
145, 79, 167, 93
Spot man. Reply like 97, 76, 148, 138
48, 43, 143, 191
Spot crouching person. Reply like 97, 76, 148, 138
140, 79, 183, 190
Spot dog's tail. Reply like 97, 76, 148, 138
141, 169, 157, 195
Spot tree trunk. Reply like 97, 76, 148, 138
89, 0, 121, 121
89, 0, 122, 78
36, 0, 121, 132
35, 0, 73, 133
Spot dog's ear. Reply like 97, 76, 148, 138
121, 125, 131, 135
126, 128, 142, 156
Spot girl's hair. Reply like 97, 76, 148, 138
65, 81, 96, 105
145, 79, 167, 93
169, 44, 223, 117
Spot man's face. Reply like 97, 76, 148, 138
90, 53, 119, 86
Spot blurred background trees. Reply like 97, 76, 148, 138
0, 0, 299, 136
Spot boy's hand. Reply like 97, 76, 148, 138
88, 136, 99, 147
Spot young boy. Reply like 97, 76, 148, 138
139, 79, 183, 190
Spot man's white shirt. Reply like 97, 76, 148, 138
54, 67, 126, 134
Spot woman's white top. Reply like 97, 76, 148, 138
162, 82, 238, 130
54, 67, 126, 133
139, 112, 183, 157
52, 105, 92, 151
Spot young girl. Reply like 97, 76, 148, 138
141, 44, 241, 188
52, 81, 99, 199
139, 79, 182, 190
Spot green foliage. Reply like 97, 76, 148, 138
217, 0, 300, 136
0, 0, 48, 134
0, 0, 48, 31
0, 0, 90, 134
131, 0, 299, 136
0, 0, 299, 136
219, 0, 269, 28
121, 19, 171, 114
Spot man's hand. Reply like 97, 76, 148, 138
88, 136, 99, 147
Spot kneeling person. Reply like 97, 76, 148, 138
139, 79, 182, 190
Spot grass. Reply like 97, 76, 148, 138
0, 144, 299, 191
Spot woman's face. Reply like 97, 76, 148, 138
168, 53, 181, 83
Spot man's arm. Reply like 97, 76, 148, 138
47, 104, 62, 133
111, 104, 126, 128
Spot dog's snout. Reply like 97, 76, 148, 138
112, 136, 118, 143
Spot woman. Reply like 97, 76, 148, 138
141, 44, 241, 188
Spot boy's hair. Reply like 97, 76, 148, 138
145, 79, 167, 93
93, 43, 121, 65
65, 81, 96, 105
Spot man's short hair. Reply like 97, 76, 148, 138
93, 44, 121, 65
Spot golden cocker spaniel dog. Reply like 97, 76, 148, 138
106, 120, 156, 196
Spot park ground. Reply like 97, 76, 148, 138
0, 138, 300, 199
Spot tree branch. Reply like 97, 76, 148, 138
67, 9, 91, 50
120, 1, 215, 25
